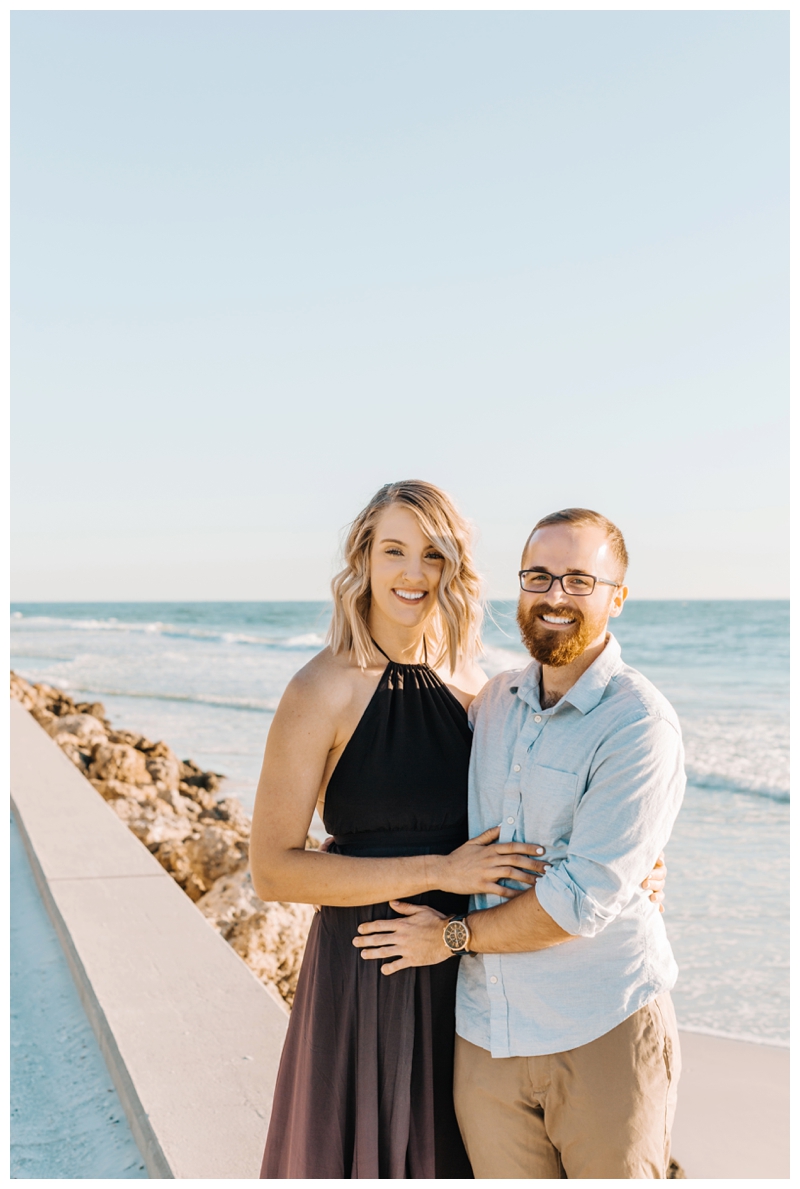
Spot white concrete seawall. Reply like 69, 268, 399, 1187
10, 700, 288, 1179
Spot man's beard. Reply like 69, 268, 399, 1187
516, 600, 598, 667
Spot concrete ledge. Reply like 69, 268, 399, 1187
11, 699, 288, 1179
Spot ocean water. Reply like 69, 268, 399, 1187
10, 600, 788, 1046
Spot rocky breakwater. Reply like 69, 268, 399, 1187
10, 672, 315, 1007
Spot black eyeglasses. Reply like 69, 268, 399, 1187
518, 570, 620, 596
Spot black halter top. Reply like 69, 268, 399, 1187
323, 642, 473, 856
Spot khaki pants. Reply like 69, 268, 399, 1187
453, 993, 681, 1179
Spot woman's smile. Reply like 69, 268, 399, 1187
393, 588, 428, 605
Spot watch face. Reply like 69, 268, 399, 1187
444, 919, 468, 952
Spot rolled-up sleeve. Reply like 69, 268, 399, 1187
535, 714, 685, 938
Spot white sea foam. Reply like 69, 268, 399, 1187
65, 686, 279, 714
682, 715, 788, 800
12, 614, 325, 652
480, 644, 527, 678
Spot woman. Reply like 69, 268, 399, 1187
250, 480, 665, 1179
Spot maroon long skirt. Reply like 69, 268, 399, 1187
260, 898, 473, 1179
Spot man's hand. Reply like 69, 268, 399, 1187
642, 851, 667, 912
352, 903, 451, 975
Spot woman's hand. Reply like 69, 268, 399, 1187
353, 902, 452, 974
436, 826, 548, 898
642, 851, 667, 912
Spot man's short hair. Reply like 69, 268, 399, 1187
526, 508, 629, 579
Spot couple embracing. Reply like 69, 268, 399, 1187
251, 480, 684, 1179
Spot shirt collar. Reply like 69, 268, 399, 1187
510, 632, 623, 716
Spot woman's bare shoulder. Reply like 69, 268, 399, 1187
279, 647, 373, 718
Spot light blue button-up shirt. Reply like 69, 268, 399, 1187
456, 633, 685, 1057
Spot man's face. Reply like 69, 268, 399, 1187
516, 523, 627, 667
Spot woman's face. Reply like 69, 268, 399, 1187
368, 504, 446, 631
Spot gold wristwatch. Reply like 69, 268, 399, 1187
443, 914, 475, 956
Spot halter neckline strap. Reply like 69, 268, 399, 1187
370, 636, 429, 667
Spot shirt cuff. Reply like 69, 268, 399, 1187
536, 867, 612, 939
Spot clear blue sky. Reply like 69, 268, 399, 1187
11, 10, 788, 601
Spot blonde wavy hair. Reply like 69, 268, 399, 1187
327, 480, 484, 673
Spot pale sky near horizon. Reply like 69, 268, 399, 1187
11, 10, 788, 601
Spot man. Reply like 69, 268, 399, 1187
355, 508, 685, 1178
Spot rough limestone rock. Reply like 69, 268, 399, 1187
32, 682, 79, 719
127, 805, 196, 849
10, 672, 37, 710
108, 729, 154, 750
196, 867, 315, 1006
148, 825, 247, 902
29, 704, 57, 732
40, 713, 107, 773
184, 824, 249, 887
47, 713, 108, 746
73, 701, 110, 727
179, 781, 218, 811
31, 681, 61, 699
90, 778, 158, 805
148, 837, 210, 901
145, 749, 182, 791
108, 795, 153, 826
180, 759, 222, 794
205, 796, 251, 838
90, 741, 152, 786
156, 786, 202, 818
53, 735, 92, 771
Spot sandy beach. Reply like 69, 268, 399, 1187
671, 1030, 789, 1178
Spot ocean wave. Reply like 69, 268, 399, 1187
11, 652, 76, 663
10, 614, 326, 651
480, 644, 527, 678
685, 770, 789, 803
64, 685, 279, 714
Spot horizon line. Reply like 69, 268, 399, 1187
10, 597, 790, 605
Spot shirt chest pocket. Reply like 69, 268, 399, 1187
522, 764, 579, 846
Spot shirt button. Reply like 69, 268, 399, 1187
534, 715, 542, 723
513, 764, 521, 772
507, 817, 515, 824
490, 976, 498, 984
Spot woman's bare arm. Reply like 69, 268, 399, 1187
249, 655, 545, 907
